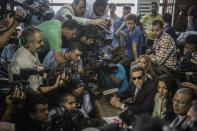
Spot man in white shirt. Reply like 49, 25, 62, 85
10, 26, 61, 93
54, 0, 107, 28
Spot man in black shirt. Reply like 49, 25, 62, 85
188, 4, 197, 31
110, 65, 156, 115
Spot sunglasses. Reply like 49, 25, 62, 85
131, 76, 143, 80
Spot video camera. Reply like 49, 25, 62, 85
46, 106, 85, 131
0, 0, 54, 23
13, 68, 50, 81
80, 25, 113, 45
46, 66, 77, 85
22, 0, 54, 21
84, 54, 118, 75
177, 52, 197, 72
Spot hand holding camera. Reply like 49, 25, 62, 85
89, 19, 108, 29
6, 87, 25, 109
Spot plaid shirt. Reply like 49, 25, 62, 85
151, 32, 177, 70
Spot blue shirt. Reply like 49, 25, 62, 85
124, 26, 144, 61
102, 64, 128, 96
111, 17, 126, 48
1, 44, 16, 63
42, 48, 68, 69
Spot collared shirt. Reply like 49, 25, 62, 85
54, 4, 90, 25
170, 115, 187, 128
124, 26, 144, 61
151, 31, 177, 70
10, 47, 43, 91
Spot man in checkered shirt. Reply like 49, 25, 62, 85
148, 20, 177, 72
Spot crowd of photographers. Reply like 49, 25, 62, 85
0, 0, 197, 131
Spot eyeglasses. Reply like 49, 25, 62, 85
131, 76, 143, 80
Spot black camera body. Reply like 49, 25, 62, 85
0, 0, 54, 23
23, 0, 54, 21
46, 106, 84, 131
178, 52, 197, 72
18, 68, 50, 81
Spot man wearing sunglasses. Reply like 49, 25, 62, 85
110, 65, 156, 115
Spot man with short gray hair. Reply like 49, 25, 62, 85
170, 88, 196, 128
10, 26, 61, 93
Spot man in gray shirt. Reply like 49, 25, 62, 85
54, 0, 107, 28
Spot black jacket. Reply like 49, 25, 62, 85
122, 77, 157, 115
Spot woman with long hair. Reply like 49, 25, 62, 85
152, 74, 178, 121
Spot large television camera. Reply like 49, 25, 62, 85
22, 0, 54, 21
45, 106, 85, 131
80, 25, 113, 53
84, 54, 118, 75
13, 67, 77, 87
0, 0, 54, 23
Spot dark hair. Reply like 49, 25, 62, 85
123, 5, 131, 10
62, 19, 79, 30
152, 20, 163, 29
59, 92, 75, 105
80, 25, 106, 40
126, 14, 137, 23
162, 13, 172, 24
157, 74, 178, 97
109, 3, 116, 9
68, 40, 82, 52
94, 0, 108, 7
151, 2, 158, 7
130, 65, 145, 76
25, 93, 48, 113
185, 34, 197, 45
73, 0, 85, 5
20, 26, 41, 46
70, 78, 82, 89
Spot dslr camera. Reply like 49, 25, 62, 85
177, 51, 197, 72
46, 106, 84, 131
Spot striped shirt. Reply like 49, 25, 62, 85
151, 32, 177, 70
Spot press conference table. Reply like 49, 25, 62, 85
94, 96, 122, 118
